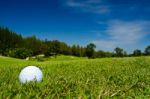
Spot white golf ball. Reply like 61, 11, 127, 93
19, 66, 43, 83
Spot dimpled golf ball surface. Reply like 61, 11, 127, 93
19, 66, 43, 83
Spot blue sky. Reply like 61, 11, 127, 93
0, 0, 150, 53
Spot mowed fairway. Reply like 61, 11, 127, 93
0, 56, 150, 98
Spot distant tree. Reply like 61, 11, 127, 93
0, 27, 23, 55
39, 43, 48, 55
133, 49, 142, 56
71, 45, 81, 57
95, 50, 113, 58
123, 51, 128, 57
44, 40, 62, 57
24, 36, 42, 55
9, 48, 33, 59
80, 47, 86, 57
95, 50, 105, 58
72, 45, 76, 56
86, 43, 96, 58
66, 46, 72, 55
5, 26, 150, 59
0, 26, 90, 58
76, 45, 81, 57
114, 47, 124, 57
51, 40, 61, 55
145, 45, 150, 55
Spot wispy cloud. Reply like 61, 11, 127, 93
92, 20, 150, 52
65, 0, 110, 14
61, 0, 150, 52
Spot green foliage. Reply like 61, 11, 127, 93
36, 56, 45, 62
23, 36, 43, 55
44, 40, 61, 57
114, 47, 124, 57
95, 50, 113, 58
71, 45, 85, 57
86, 43, 96, 58
0, 27, 87, 58
145, 45, 150, 55
0, 56, 150, 98
1, 26, 150, 59
0, 27, 23, 55
133, 49, 142, 56
9, 48, 33, 59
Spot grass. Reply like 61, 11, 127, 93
0, 56, 150, 98
29, 55, 86, 62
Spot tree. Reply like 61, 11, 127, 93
44, 40, 62, 57
114, 47, 124, 57
24, 36, 42, 55
123, 51, 128, 57
133, 49, 142, 56
86, 43, 96, 58
0, 27, 23, 55
95, 50, 113, 58
9, 48, 33, 59
145, 45, 150, 55
71, 45, 81, 57
0, 26, 90, 58
80, 47, 86, 57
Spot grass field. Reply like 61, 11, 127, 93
0, 56, 150, 98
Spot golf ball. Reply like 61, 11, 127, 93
19, 66, 43, 83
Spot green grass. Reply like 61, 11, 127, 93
0, 56, 150, 98
29, 55, 86, 62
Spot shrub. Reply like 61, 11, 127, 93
9, 48, 33, 59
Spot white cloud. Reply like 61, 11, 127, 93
86, 0, 101, 4
65, 0, 110, 14
92, 20, 150, 52
66, 0, 85, 7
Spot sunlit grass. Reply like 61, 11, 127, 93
0, 56, 150, 98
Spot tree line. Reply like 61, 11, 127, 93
0, 27, 150, 59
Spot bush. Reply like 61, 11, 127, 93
9, 48, 33, 59
36, 56, 45, 62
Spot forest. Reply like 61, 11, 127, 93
0, 27, 150, 59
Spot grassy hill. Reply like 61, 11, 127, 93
0, 56, 150, 98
